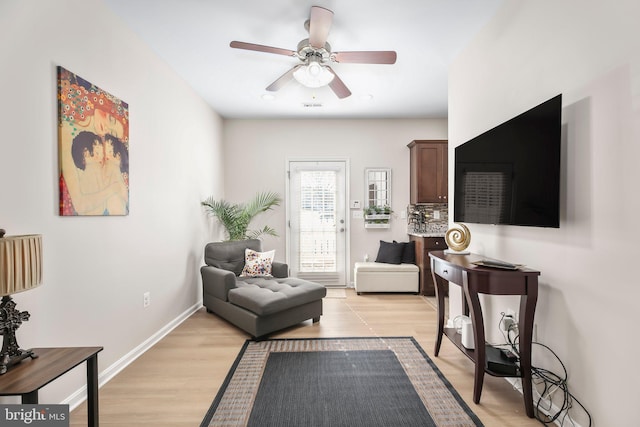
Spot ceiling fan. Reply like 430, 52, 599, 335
230, 6, 397, 99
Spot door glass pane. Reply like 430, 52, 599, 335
299, 170, 337, 273
288, 160, 346, 287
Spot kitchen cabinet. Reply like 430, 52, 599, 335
408, 140, 448, 204
409, 234, 447, 296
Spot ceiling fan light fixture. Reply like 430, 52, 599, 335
293, 57, 334, 88
230, 6, 397, 99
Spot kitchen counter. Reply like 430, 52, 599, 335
408, 231, 447, 238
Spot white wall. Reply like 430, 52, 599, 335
0, 0, 224, 404
223, 119, 447, 283
450, 1, 640, 425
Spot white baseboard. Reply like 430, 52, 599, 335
62, 302, 202, 411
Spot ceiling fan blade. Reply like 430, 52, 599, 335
230, 41, 296, 57
266, 65, 302, 92
308, 6, 333, 48
332, 51, 397, 64
325, 66, 352, 99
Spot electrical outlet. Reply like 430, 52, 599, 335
143, 291, 151, 308
500, 316, 515, 331
500, 309, 517, 331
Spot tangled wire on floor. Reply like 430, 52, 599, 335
497, 312, 592, 427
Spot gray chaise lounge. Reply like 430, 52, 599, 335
200, 239, 326, 338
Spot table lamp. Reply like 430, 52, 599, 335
0, 230, 42, 374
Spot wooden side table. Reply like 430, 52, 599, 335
429, 250, 539, 418
0, 347, 103, 426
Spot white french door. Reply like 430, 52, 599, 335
287, 160, 347, 287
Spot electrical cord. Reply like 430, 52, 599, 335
497, 312, 592, 427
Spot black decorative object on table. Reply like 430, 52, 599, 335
0, 297, 37, 374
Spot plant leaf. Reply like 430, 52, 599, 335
247, 225, 279, 240
201, 192, 281, 240
244, 191, 281, 218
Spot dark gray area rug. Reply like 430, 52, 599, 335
201, 337, 484, 427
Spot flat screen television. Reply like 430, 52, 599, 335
453, 94, 562, 228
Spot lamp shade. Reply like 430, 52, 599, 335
293, 57, 335, 88
0, 234, 43, 296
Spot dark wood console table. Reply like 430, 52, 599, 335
429, 251, 539, 418
0, 347, 103, 426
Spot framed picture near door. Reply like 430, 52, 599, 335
57, 66, 129, 216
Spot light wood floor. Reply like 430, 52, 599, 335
70, 289, 540, 426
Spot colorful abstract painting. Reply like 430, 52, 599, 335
57, 66, 129, 216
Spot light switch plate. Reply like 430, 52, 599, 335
353, 210, 363, 219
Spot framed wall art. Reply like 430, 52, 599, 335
57, 66, 129, 216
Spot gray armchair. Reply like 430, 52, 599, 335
200, 239, 326, 338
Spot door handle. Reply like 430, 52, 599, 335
340, 228, 345, 232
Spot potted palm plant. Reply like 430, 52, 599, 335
201, 191, 282, 241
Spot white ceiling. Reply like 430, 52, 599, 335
103, 0, 504, 119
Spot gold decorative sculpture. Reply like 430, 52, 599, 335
444, 223, 471, 254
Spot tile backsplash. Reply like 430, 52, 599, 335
407, 203, 448, 233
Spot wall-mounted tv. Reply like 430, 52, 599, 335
453, 94, 562, 228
